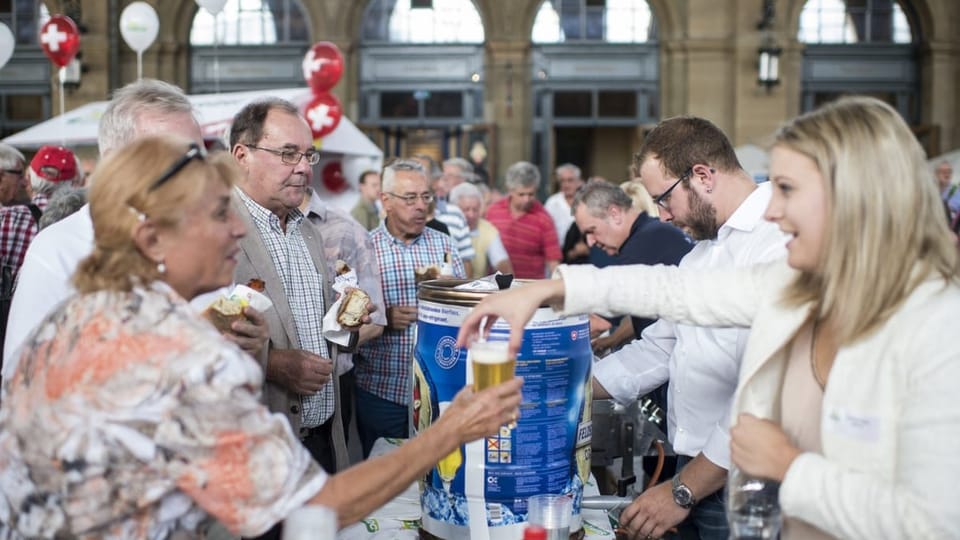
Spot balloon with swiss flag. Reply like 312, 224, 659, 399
302, 41, 344, 94
39, 15, 81, 68
303, 92, 343, 141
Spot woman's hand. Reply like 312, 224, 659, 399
730, 413, 803, 482
456, 279, 565, 357
438, 377, 524, 445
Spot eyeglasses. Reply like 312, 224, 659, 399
653, 168, 693, 210
246, 144, 321, 166
150, 143, 204, 192
386, 191, 434, 206
1, 169, 24, 178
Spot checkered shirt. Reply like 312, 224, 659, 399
237, 189, 333, 428
0, 205, 39, 283
358, 222, 465, 404
30, 194, 50, 212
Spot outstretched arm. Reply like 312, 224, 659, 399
309, 377, 524, 527
456, 278, 565, 356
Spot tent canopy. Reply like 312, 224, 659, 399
2, 87, 382, 159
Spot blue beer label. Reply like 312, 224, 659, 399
415, 300, 592, 539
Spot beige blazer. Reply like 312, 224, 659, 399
232, 194, 349, 471
558, 261, 960, 539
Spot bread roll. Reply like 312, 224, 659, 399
204, 296, 247, 333
337, 288, 371, 327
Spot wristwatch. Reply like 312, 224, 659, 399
671, 473, 697, 509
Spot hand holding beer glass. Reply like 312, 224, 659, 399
470, 339, 518, 427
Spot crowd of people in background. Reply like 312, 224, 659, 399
0, 79, 957, 540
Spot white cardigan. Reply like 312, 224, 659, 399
557, 261, 960, 539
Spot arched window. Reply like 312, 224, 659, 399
361, 0, 484, 44
798, 0, 913, 44
532, 0, 655, 44
190, 0, 309, 46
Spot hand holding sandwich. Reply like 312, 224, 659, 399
222, 306, 269, 356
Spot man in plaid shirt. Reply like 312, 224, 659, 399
357, 159, 465, 456
0, 144, 36, 371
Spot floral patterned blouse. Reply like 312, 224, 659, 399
0, 283, 328, 539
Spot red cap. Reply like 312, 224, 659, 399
523, 526, 547, 540
29, 145, 77, 183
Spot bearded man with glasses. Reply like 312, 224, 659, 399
355, 158, 465, 457
590, 116, 789, 540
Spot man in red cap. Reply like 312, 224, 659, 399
26, 145, 80, 211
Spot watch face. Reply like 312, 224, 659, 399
672, 477, 695, 508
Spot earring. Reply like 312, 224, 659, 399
157, 260, 166, 274
706, 188, 713, 194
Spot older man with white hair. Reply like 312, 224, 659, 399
3, 79, 268, 379
544, 163, 585, 243
449, 182, 513, 279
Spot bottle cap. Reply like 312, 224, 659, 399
523, 525, 548, 540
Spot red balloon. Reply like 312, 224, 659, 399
39, 15, 80, 68
322, 161, 347, 194
302, 41, 344, 93
303, 93, 342, 140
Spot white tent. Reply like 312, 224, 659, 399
2, 87, 383, 210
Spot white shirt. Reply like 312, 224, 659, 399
3, 205, 226, 380
544, 192, 574, 247
591, 182, 787, 468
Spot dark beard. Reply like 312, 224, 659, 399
679, 186, 719, 240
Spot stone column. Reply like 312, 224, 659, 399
484, 39, 531, 188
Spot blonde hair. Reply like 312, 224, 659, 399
776, 96, 960, 343
620, 179, 659, 217
74, 136, 238, 294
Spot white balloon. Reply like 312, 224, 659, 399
120, 2, 159, 53
0, 23, 14, 71
195, 0, 228, 16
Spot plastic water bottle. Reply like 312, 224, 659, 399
728, 467, 782, 540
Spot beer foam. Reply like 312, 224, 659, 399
470, 342, 511, 364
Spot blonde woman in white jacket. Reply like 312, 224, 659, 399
457, 96, 960, 540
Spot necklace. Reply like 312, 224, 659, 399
810, 319, 827, 390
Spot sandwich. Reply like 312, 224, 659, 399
337, 288, 371, 328
414, 265, 441, 284
204, 278, 265, 333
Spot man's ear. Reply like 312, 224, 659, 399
607, 204, 623, 225
131, 218, 164, 267
691, 164, 716, 192
232, 142, 250, 167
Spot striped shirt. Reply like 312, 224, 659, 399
485, 198, 561, 279
358, 222, 465, 404
435, 200, 475, 262
0, 206, 39, 284
237, 189, 333, 428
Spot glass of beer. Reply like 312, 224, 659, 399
470, 340, 515, 392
